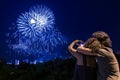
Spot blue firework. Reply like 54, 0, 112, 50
17, 5, 55, 39
6, 5, 68, 61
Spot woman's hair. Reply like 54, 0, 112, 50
84, 38, 101, 53
92, 31, 112, 47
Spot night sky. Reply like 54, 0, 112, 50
0, 0, 120, 58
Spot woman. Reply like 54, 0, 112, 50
77, 31, 120, 80
68, 39, 97, 80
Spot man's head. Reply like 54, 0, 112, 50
92, 31, 112, 47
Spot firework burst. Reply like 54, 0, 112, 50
17, 5, 55, 39
6, 5, 68, 61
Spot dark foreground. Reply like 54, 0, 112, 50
0, 58, 75, 80
0, 52, 120, 80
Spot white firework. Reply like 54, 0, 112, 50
17, 5, 55, 39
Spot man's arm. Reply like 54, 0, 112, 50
77, 46, 101, 57
68, 40, 82, 57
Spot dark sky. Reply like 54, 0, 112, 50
0, 0, 120, 52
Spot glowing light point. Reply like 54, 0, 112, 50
80, 44, 84, 47
30, 19, 36, 24
39, 16, 47, 26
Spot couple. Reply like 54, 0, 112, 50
68, 31, 120, 80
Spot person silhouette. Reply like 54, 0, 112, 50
68, 39, 97, 80
77, 31, 120, 80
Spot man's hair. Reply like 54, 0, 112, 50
84, 38, 101, 53
92, 31, 112, 47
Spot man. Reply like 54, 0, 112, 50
77, 31, 120, 80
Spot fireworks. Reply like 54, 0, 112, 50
6, 5, 68, 61
17, 5, 55, 39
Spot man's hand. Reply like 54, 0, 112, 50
73, 40, 83, 46
77, 46, 87, 51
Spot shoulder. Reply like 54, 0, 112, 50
99, 47, 113, 52
98, 47, 114, 56
103, 47, 113, 53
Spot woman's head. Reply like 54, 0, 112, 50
84, 38, 101, 52
92, 31, 112, 47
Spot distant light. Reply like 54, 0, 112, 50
29, 60, 37, 64
23, 59, 29, 63
7, 61, 12, 65
33, 60, 37, 64
30, 19, 36, 24
39, 60, 44, 63
15, 59, 20, 65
